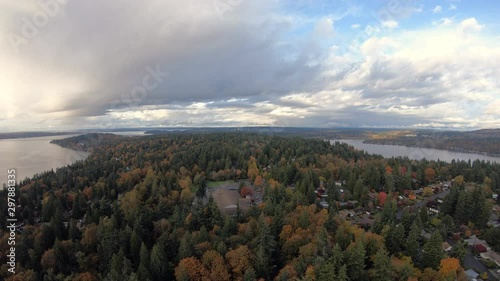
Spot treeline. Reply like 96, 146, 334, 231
365, 129, 500, 157
0, 133, 499, 280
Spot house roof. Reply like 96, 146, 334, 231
465, 269, 479, 278
442, 242, 452, 251
481, 251, 500, 266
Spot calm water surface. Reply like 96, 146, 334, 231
0, 131, 151, 186
0, 135, 90, 186
332, 139, 500, 164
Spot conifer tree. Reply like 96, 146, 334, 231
421, 231, 443, 270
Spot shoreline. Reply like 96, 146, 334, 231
362, 139, 500, 158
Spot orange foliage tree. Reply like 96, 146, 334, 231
378, 192, 387, 206
201, 250, 230, 281
254, 175, 264, 187
438, 257, 461, 280
225, 245, 252, 280
240, 186, 254, 198
175, 257, 209, 281
425, 168, 436, 183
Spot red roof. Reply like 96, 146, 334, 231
474, 244, 487, 253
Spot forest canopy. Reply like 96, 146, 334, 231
1, 132, 499, 280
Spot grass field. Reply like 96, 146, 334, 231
206, 180, 235, 188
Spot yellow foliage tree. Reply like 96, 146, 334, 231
438, 258, 461, 281
201, 250, 231, 281
225, 245, 252, 281
175, 257, 209, 281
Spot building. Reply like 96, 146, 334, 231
442, 242, 452, 252
480, 250, 500, 267
464, 269, 479, 281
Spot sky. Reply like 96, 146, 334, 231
0, 0, 499, 131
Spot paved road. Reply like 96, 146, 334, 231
396, 190, 450, 219
446, 238, 498, 281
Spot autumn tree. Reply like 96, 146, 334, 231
240, 186, 254, 198
424, 168, 436, 184
226, 245, 252, 280
201, 250, 231, 281
175, 257, 208, 281
438, 257, 461, 281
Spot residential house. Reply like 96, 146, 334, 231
480, 250, 500, 267
442, 242, 452, 252
465, 269, 479, 281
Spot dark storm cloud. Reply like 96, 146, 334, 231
7, 0, 326, 117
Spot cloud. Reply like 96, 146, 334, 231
458, 17, 484, 34
313, 18, 335, 39
0, 0, 328, 130
433, 17, 454, 27
0, 1, 498, 131
381, 20, 398, 29
449, 4, 457, 10
433, 5, 442, 13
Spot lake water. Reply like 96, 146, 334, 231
332, 139, 500, 164
0, 135, 90, 186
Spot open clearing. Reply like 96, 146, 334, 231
207, 180, 253, 215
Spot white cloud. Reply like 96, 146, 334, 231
351, 24, 361, 29
433, 5, 442, 13
381, 20, 398, 29
433, 17, 454, 27
313, 18, 335, 39
449, 4, 457, 10
458, 17, 484, 34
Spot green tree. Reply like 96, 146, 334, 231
385, 224, 405, 255
419, 206, 429, 225
178, 232, 193, 260
335, 265, 348, 281
421, 231, 443, 270
346, 242, 366, 281
371, 247, 393, 281
450, 240, 467, 265
384, 173, 395, 193
150, 242, 167, 280
137, 242, 152, 281
404, 222, 420, 263
353, 178, 364, 201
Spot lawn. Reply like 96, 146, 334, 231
206, 180, 235, 188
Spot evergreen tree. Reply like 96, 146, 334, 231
346, 242, 366, 281
243, 267, 257, 281
384, 173, 395, 193
440, 186, 459, 215
150, 242, 167, 280
178, 232, 193, 260
137, 243, 152, 281
68, 219, 81, 241
421, 231, 443, 270
335, 264, 348, 281
371, 247, 393, 281
454, 191, 471, 224
450, 240, 467, 265
129, 231, 142, 265
419, 206, 429, 225
400, 208, 414, 235
404, 222, 420, 263
385, 223, 405, 255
